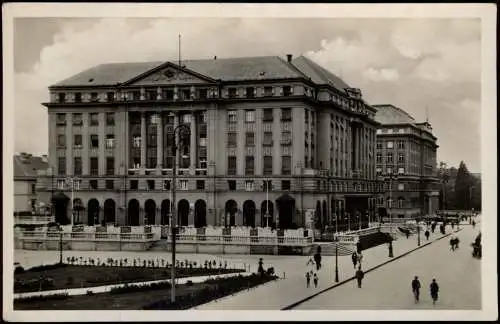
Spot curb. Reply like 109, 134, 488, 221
281, 229, 462, 310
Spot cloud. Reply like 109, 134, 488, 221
13, 18, 482, 172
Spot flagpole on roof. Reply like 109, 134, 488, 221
178, 34, 181, 68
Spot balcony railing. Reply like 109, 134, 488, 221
14, 215, 55, 226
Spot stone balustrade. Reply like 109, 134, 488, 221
14, 215, 55, 226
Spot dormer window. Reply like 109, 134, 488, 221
228, 88, 237, 99
58, 93, 66, 103
74, 93, 82, 103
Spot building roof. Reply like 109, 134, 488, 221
52, 55, 350, 89
53, 56, 315, 87
373, 104, 416, 125
14, 154, 49, 179
290, 56, 351, 92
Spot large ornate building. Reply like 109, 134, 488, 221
42, 55, 382, 229
373, 104, 440, 219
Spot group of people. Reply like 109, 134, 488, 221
449, 236, 461, 251
411, 276, 440, 305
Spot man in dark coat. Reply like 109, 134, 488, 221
355, 266, 364, 288
430, 278, 439, 305
425, 229, 430, 240
411, 276, 421, 303
351, 252, 358, 268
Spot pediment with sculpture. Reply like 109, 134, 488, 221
129, 65, 214, 86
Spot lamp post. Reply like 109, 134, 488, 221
334, 241, 339, 283
65, 176, 80, 226
56, 222, 63, 264
417, 223, 421, 246
170, 123, 191, 304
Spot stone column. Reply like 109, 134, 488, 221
190, 112, 197, 171
157, 112, 163, 169
140, 112, 147, 170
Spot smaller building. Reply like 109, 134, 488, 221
14, 153, 50, 214
373, 104, 440, 219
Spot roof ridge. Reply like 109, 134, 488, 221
275, 56, 309, 79
298, 55, 331, 84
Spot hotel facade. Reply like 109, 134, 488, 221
373, 104, 440, 219
42, 55, 383, 229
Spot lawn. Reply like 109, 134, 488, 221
14, 274, 278, 310
14, 264, 243, 293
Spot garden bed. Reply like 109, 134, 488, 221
14, 261, 243, 293
14, 273, 278, 310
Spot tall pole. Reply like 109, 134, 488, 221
59, 224, 63, 264
334, 243, 339, 282
266, 179, 269, 227
170, 124, 190, 304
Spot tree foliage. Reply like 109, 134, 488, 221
437, 161, 481, 211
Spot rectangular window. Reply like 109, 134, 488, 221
196, 180, 205, 190
130, 180, 138, 190
162, 180, 171, 190
107, 92, 114, 102
58, 93, 66, 103
56, 113, 66, 125
228, 180, 236, 191
106, 134, 115, 149
106, 112, 115, 126
264, 87, 273, 97
133, 136, 141, 148
281, 108, 292, 121
181, 89, 191, 100
263, 156, 273, 175
263, 108, 273, 121
90, 92, 99, 102
397, 183, 405, 191
73, 113, 82, 125
74, 157, 82, 175
89, 113, 99, 126
227, 156, 236, 175
263, 132, 273, 146
387, 141, 393, 149
245, 110, 255, 122
245, 180, 255, 191
31, 184, 36, 194
387, 167, 393, 174
147, 180, 155, 190
262, 180, 272, 191
388, 129, 394, 134
91, 135, 99, 148
58, 157, 66, 175
146, 90, 157, 101
283, 86, 292, 96
162, 89, 174, 100
132, 91, 140, 101
387, 153, 393, 163
398, 167, 405, 175
198, 88, 208, 99
106, 157, 114, 175
227, 132, 237, 147
376, 142, 382, 149
106, 180, 114, 190
90, 158, 99, 175
281, 180, 291, 190
228, 88, 237, 98
245, 132, 255, 147
397, 140, 405, 149
74, 93, 82, 102
282, 156, 291, 175
376, 167, 382, 175
281, 131, 292, 145
228, 110, 237, 123
398, 153, 405, 163
57, 135, 66, 148
245, 156, 255, 175
376, 153, 382, 164
246, 87, 255, 98
180, 180, 188, 191
90, 180, 98, 190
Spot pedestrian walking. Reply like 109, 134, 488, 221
430, 279, 439, 305
355, 266, 364, 288
450, 238, 455, 251
351, 252, 358, 268
305, 271, 311, 288
411, 276, 421, 303
313, 273, 318, 288
357, 252, 363, 266
425, 229, 430, 241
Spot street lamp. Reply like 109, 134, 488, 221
334, 240, 339, 282
417, 223, 421, 246
170, 123, 191, 304
65, 176, 81, 226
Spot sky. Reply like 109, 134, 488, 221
13, 17, 482, 172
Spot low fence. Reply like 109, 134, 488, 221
14, 215, 55, 226
17, 231, 156, 242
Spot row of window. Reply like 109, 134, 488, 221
57, 134, 116, 149
228, 108, 292, 123
376, 197, 406, 209
376, 152, 406, 164
56, 112, 115, 126
58, 157, 115, 176
226, 131, 291, 147
376, 140, 406, 150
376, 167, 405, 175
227, 156, 291, 176
376, 128, 407, 135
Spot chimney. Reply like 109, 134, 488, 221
286, 54, 293, 63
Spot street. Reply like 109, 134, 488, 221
293, 224, 481, 310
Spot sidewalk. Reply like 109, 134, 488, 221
14, 271, 251, 299
194, 228, 456, 310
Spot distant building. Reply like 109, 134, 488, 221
14, 153, 50, 214
373, 104, 440, 218
42, 54, 382, 228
